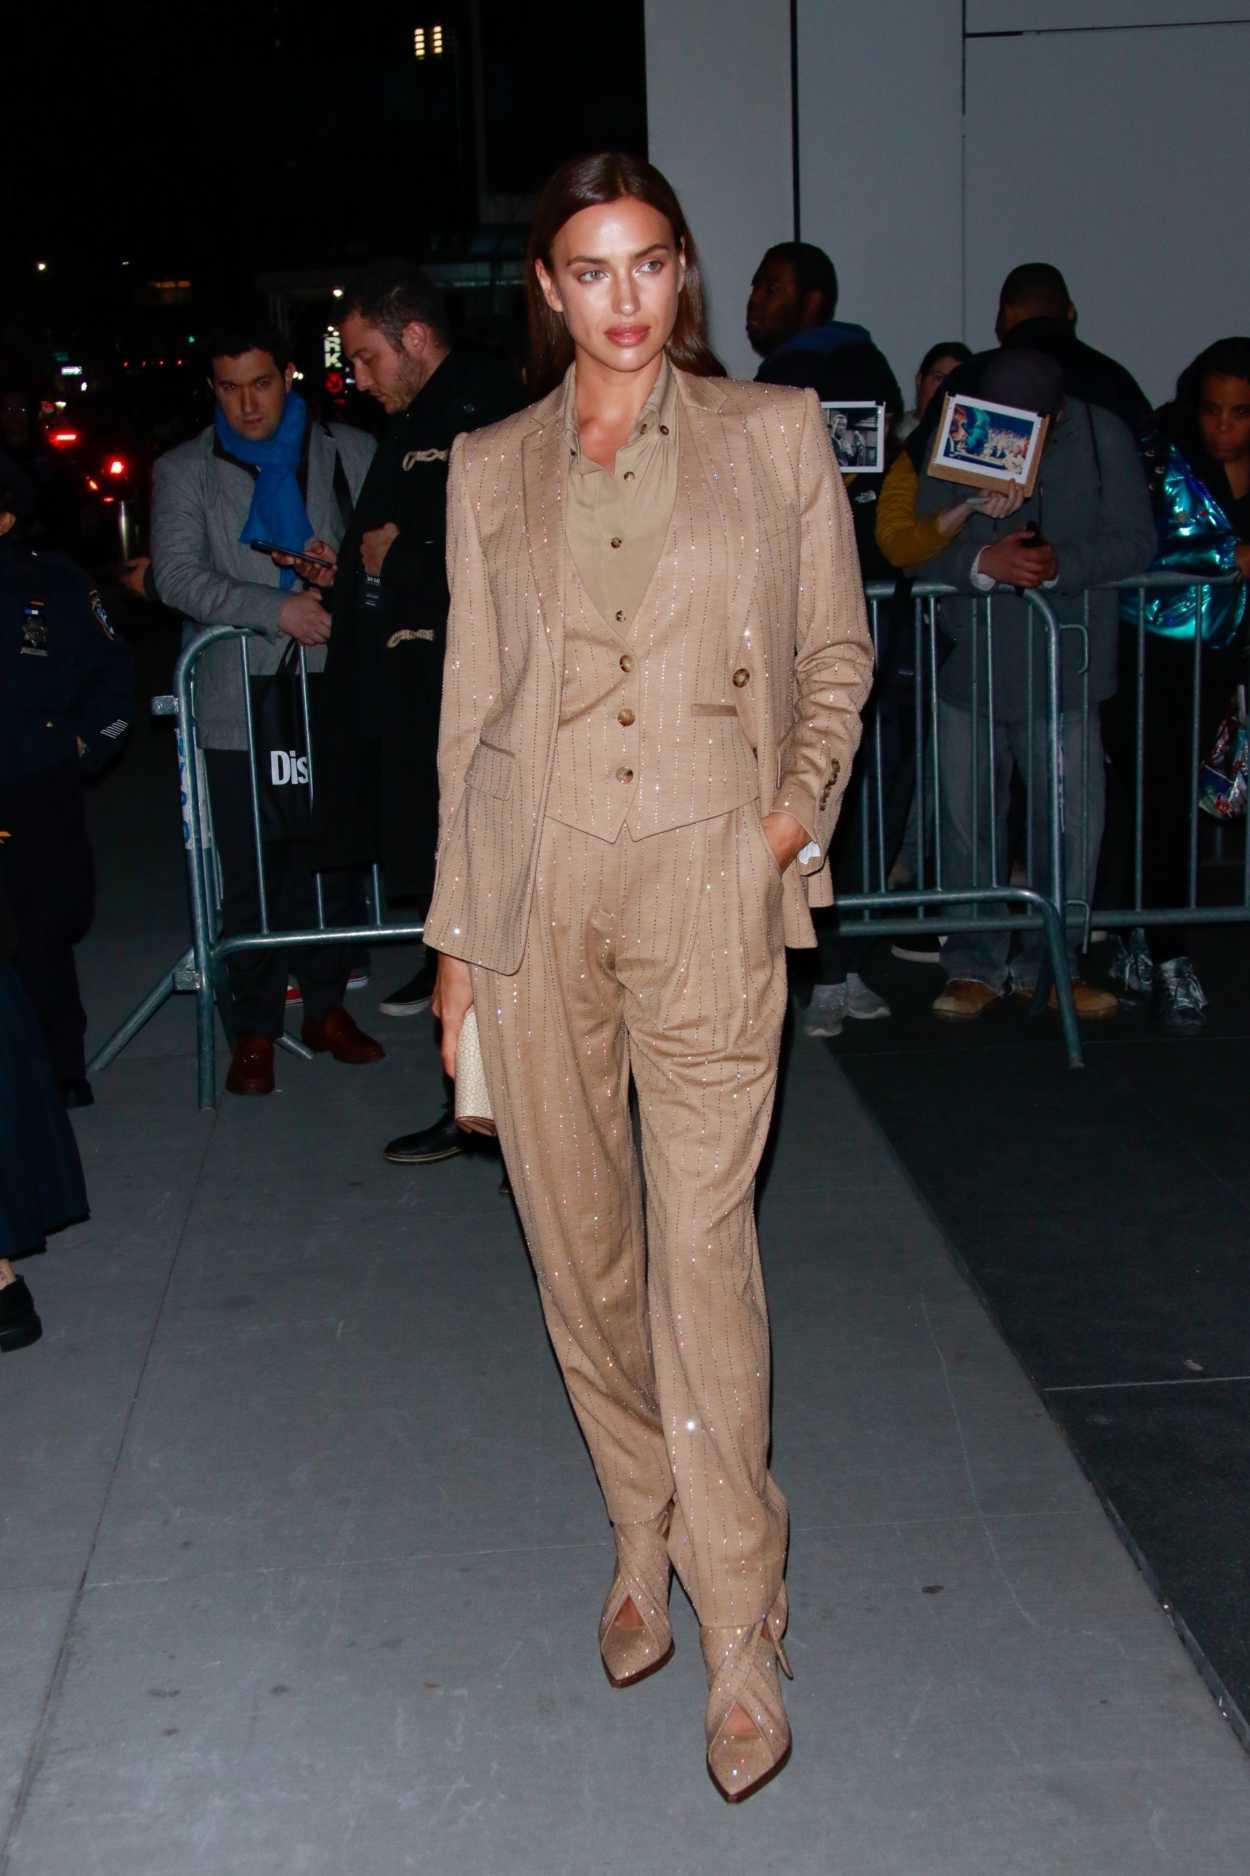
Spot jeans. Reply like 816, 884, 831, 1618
1101, 637, 1243, 964
937, 700, 1105, 991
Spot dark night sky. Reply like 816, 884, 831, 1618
12, 0, 647, 294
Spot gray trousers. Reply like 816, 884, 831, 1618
937, 700, 1105, 991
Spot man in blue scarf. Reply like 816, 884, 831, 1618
215, 376, 317, 594
151, 323, 381, 1095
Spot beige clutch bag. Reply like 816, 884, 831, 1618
453, 1008, 496, 1135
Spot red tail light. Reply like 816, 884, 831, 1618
106, 457, 127, 477
49, 429, 80, 447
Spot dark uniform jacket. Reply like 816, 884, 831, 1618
321, 347, 524, 900
0, 540, 134, 1083
0, 540, 134, 787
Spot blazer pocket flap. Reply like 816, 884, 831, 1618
464, 740, 516, 799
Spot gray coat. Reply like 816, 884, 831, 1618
150, 418, 376, 749
917, 397, 1154, 717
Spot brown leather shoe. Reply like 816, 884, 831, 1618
1014, 980, 1120, 1021
932, 978, 1001, 1021
300, 1006, 386, 1064
226, 1033, 275, 1096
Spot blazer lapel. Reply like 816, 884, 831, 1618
521, 401, 568, 678
677, 372, 759, 660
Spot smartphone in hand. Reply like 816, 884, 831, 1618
250, 539, 336, 572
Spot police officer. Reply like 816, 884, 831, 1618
322, 262, 523, 1165
0, 459, 134, 1106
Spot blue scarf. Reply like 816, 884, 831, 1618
215, 391, 314, 591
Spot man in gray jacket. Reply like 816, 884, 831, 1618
151, 321, 382, 1095
916, 349, 1155, 1022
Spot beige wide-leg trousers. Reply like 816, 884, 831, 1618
471, 805, 790, 1627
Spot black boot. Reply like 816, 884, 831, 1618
0, 1276, 42, 1353
383, 1104, 465, 1165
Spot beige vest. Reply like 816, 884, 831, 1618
544, 437, 760, 843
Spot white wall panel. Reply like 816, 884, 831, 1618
964, 25, 1250, 403
797, 1, 965, 400
644, 0, 793, 379
967, 2, 1248, 29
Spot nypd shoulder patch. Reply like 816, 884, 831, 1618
90, 589, 117, 639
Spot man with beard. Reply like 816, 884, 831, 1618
324, 262, 523, 1165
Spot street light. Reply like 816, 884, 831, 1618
332, 286, 344, 299
35, 261, 48, 273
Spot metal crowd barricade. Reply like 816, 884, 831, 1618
88, 626, 428, 1109
1096, 572, 1248, 938
837, 584, 1084, 1066
833, 573, 1246, 1069
89, 575, 1244, 1104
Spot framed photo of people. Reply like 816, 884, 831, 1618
820, 401, 886, 475
928, 393, 1049, 497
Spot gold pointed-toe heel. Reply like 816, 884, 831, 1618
599, 1516, 674, 1689
701, 1592, 793, 1803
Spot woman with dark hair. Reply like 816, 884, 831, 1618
425, 152, 873, 1800
1104, 336, 1250, 1027
894, 340, 973, 443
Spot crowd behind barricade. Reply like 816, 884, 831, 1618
2, 228, 1248, 1356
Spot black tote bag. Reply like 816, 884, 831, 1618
247, 642, 324, 841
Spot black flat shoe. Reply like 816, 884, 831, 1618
378, 961, 437, 1017
61, 1078, 94, 1109
0, 1277, 42, 1353
383, 1108, 465, 1165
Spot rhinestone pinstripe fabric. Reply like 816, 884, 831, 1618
425, 365, 873, 1629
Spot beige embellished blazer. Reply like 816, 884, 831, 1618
423, 367, 875, 974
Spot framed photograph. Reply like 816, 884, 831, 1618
928, 392, 1049, 496
820, 401, 886, 475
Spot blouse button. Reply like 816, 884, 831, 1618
610, 536, 622, 550
732, 667, 750, 687
616, 766, 635, 783
623, 470, 635, 482
617, 708, 636, 727
659, 424, 670, 436
619, 652, 633, 670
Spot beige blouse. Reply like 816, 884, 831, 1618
561, 356, 680, 627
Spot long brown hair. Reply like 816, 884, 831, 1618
525, 152, 725, 398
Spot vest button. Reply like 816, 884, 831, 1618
610, 536, 622, 550
616, 766, 634, 783
732, 667, 750, 687
619, 653, 633, 671
617, 708, 636, 727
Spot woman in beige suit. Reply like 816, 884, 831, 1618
428, 153, 873, 1802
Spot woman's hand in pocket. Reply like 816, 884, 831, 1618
760, 810, 809, 874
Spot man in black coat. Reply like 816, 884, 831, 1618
324, 262, 524, 1164
995, 262, 1151, 439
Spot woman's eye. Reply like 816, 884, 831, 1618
577, 269, 606, 284
639, 260, 664, 274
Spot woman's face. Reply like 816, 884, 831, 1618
536, 195, 685, 378
915, 353, 963, 421
1198, 373, 1250, 464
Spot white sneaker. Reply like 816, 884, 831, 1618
845, 972, 891, 1021
803, 983, 847, 1038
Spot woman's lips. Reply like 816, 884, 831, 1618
606, 326, 649, 347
